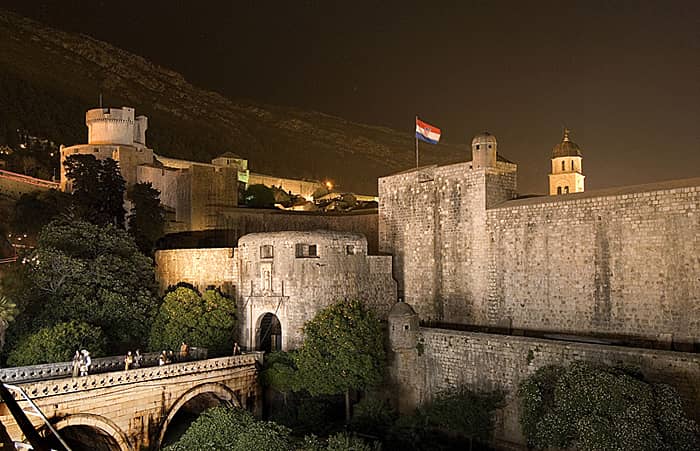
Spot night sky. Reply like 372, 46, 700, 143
3, 0, 699, 194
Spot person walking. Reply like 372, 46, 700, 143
80, 350, 91, 376
124, 351, 133, 371
133, 350, 142, 369
232, 342, 241, 356
158, 351, 167, 366
71, 350, 81, 378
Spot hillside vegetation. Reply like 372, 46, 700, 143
0, 10, 469, 194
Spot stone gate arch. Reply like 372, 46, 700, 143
156, 382, 241, 449
256, 312, 282, 352
45, 413, 131, 451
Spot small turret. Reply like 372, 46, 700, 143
388, 300, 419, 351
471, 132, 498, 169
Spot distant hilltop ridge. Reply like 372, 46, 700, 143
0, 9, 469, 195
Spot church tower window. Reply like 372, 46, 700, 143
561, 160, 565, 171
557, 186, 562, 194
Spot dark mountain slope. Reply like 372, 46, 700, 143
0, 10, 469, 194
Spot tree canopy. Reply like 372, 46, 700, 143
148, 287, 236, 356
244, 184, 276, 208
294, 299, 385, 422
165, 407, 294, 451
63, 154, 126, 227
127, 182, 166, 255
518, 361, 699, 451
7, 320, 105, 367
16, 219, 159, 353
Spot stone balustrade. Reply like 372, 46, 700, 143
0, 348, 208, 384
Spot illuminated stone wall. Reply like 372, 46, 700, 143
487, 179, 700, 345
155, 247, 237, 296
389, 327, 700, 447
378, 161, 517, 323
379, 154, 699, 346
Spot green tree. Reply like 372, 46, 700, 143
294, 299, 385, 423
0, 295, 17, 350
518, 361, 699, 451
22, 219, 159, 352
127, 182, 166, 255
7, 320, 105, 366
63, 154, 126, 227
244, 184, 276, 208
165, 406, 293, 451
261, 350, 299, 406
11, 189, 72, 239
149, 287, 236, 356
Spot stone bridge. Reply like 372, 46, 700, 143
0, 353, 263, 450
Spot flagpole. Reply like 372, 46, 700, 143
415, 115, 419, 168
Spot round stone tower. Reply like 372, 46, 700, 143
471, 132, 498, 169
548, 129, 585, 195
86, 107, 147, 147
388, 300, 419, 351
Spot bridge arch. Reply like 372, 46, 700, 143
45, 413, 131, 451
156, 382, 241, 449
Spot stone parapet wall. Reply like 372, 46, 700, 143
155, 248, 237, 295
391, 327, 700, 448
487, 180, 700, 344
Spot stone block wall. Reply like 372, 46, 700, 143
378, 162, 517, 323
487, 180, 700, 344
391, 327, 700, 447
237, 231, 397, 350
155, 248, 237, 296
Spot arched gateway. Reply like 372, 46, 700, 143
257, 313, 282, 352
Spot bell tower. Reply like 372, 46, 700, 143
548, 129, 585, 195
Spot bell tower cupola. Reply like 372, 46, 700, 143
548, 129, 585, 195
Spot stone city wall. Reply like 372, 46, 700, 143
392, 327, 700, 448
155, 247, 237, 296
378, 163, 516, 322
204, 208, 379, 254
487, 179, 700, 345
0, 169, 57, 199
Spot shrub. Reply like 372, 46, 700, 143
351, 396, 397, 437
7, 320, 105, 366
244, 184, 276, 208
518, 361, 699, 450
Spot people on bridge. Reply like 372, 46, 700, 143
72, 350, 81, 378
158, 351, 167, 366
167, 350, 174, 363
79, 350, 91, 376
180, 341, 190, 361
232, 342, 241, 356
124, 351, 133, 371
133, 349, 142, 369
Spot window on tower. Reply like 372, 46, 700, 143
564, 186, 570, 194
571, 160, 575, 170
557, 186, 562, 194
561, 161, 565, 171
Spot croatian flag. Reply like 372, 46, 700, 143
415, 118, 441, 144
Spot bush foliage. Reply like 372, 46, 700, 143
7, 320, 105, 366
149, 287, 236, 356
518, 361, 700, 451
165, 407, 293, 451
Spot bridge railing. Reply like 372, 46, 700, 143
0, 347, 208, 384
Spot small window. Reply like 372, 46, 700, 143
296, 243, 318, 258
564, 186, 569, 194
561, 161, 565, 171
346, 244, 355, 255
475, 144, 480, 150
488, 144, 492, 149
260, 245, 273, 259
403, 324, 410, 331
571, 160, 575, 170
557, 186, 562, 194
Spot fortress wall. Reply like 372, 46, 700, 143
487, 183, 700, 344
379, 163, 516, 323
0, 170, 57, 199
206, 208, 379, 254
392, 328, 700, 447
155, 248, 237, 296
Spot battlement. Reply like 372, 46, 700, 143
86, 106, 147, 147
